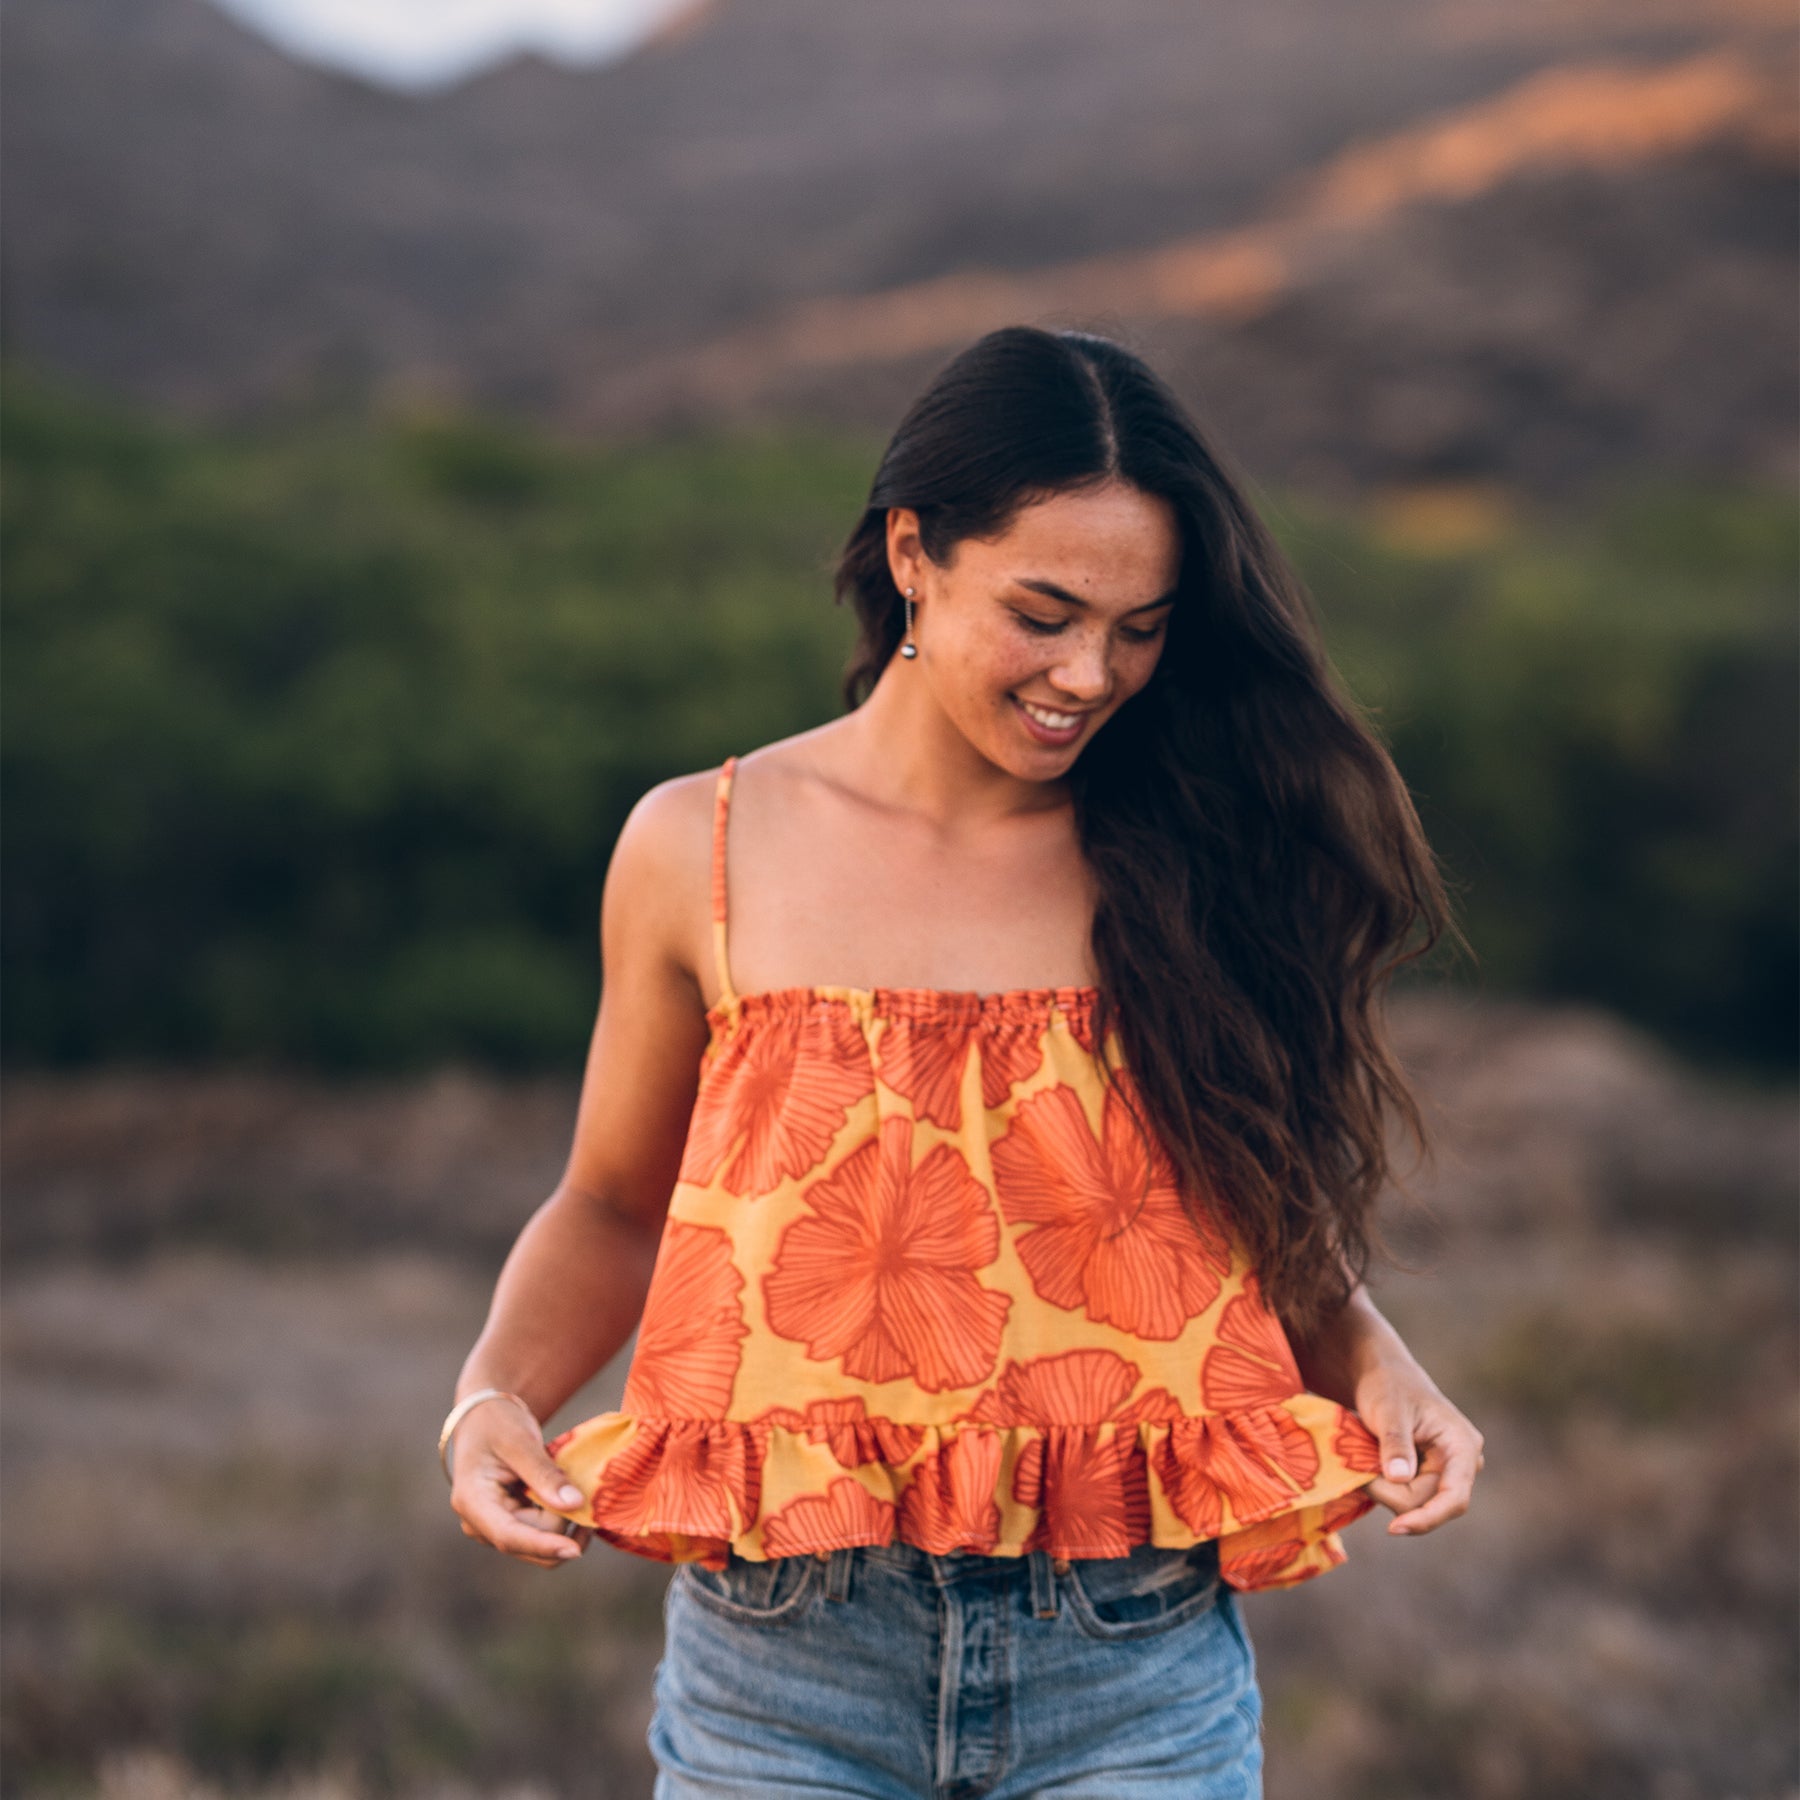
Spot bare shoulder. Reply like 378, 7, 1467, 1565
611, 766, 717, 883
600, 766, 721, 984
732, 719, 859, 810
609, 728, 846, 908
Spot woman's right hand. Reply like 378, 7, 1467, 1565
447, 1398, 594, 1570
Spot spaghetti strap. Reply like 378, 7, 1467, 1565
709, 755, 739, 1007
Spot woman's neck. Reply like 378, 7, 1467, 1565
832, 661, 1071, 833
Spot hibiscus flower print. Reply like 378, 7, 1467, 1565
989, 1078, 1230, 1340
621, 1220, 749, 1418
1319, 1488, 1377, 1533
876, 1006, 1047, 1130
1333, 1412, 1382, 1474
1218, 1527, 1308, 1591
1199, 1285, 1305, 1412
590, 1419, 760, 1547
962, 1346, 1180, 1430
964, 1349, 1184, 1557
761, 1474, 896, 1557
764, 1115, 1012, 1392
679, 1001, 875, 1196
896, 1429, 1004, 1555
751, 1395, 926, 1468
1148, 1407, 1322, 1540
1060, 992, 1103, 1058
1016, 1423, 1155, 1557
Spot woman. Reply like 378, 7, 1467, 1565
442, 325, 1484, 1797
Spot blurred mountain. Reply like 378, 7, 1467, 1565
3, 0, 1794, 493
628, 48, 1798, 497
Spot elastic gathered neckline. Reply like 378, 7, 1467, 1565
706, 983, 1102, 1036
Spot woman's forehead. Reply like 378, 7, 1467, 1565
972, 485, 1182, 601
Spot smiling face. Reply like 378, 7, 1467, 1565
885, 479, 1183, 780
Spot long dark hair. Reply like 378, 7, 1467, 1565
832, 324, 1459, 1333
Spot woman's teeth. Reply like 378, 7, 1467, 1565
1019, 700, 1081, 730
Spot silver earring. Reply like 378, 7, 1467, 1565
901, 587, 918, 658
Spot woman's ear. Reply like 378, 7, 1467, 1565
885, 506, 925, 595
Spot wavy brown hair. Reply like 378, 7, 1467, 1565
832, 325, 1461, 1334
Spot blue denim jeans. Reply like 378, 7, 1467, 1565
649, 1538, 1263, 1797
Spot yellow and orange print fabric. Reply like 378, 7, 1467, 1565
546, 755, 1383, 1591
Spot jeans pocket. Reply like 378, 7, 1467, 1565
1215, 1584, 1256, 1665
676, 1552, 823, 1626
1062, 1541, 1223, 1642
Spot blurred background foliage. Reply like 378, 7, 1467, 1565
5, 367, 1794, 1077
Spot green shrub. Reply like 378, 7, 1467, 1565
1283, 483, 1797, 1069
4, 371, 1792, 1071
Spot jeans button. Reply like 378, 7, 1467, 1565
1052, 1556, 1072, 1574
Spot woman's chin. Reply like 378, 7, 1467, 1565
986, 733, 1083, 782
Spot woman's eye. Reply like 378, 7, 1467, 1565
1011, 611, 1066, 636
1121, 624, 1166, 644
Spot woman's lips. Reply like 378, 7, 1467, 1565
1011, 694, 1089, 747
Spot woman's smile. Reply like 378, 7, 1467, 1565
1011, 693, 1093, 747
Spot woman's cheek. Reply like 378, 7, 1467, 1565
1115, 641, 1166, 701
984, 634, 1056, 696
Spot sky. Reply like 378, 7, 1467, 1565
208, 0, 701, 91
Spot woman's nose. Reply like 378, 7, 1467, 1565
1048, 635, 1111, 703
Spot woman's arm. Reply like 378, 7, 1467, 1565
446, 774, 716, 1569
1291, 1283, 1486, 1538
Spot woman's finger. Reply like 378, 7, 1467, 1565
453, 1460, 585, 1565
1354, 1376, 1427, 1504
462, 1415, 587, 1517
1364, 1468, 1440, 1515
1371, 1407, 1420, 1484
462, 1483, 585, 1565
1388, 1433, 1482, 1535
513, 1444, 586, 1516
513, 1500, 586, 1545
514, 1500, 590, 1552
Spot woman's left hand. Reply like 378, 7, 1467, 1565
1353, 1356, 1486, 1536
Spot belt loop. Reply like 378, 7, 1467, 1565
823, 1546, 854, 1603
1028, 1548, 1059, 1619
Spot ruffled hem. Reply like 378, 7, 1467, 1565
545, 1397, 1380, 1594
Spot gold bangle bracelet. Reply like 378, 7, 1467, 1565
438, 1387, 537, 1484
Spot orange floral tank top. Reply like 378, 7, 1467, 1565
546, 755, 1382, 1591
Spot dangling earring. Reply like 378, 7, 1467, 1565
901, 587, 918, 659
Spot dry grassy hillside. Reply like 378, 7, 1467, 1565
3, 0, 1793, 495
4, 993, 1795, 1798
615, 47, 1796, 497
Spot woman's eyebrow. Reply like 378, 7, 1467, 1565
1016, 577, 1179, 615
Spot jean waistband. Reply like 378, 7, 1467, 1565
806, 1542, 1063, 1615
808, 1538, 1216, 1619
849, 1540, 1048, 1586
